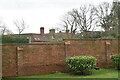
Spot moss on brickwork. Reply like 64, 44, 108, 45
2, 42, 64, 45
63, 38, 118, 40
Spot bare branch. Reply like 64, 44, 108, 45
13, 19, 29, 35
0, 18, 12, 35
95, 2, 111, 31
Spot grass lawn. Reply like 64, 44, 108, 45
17, 69, 119, 78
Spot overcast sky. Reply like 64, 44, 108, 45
0, 0, 114, 34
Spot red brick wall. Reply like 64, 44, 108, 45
17, 44, 68, 76
65, 39, 118, 68
2, 45, 17, 77
2, 44, 69, 77
2, 39, 119, 77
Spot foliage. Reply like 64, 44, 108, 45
13, 36, 29, 43
110, 54, 120, 70
80, 32, 102, 38
66, 56, 96, 75
1, 35, 29, 44
80, 31, 120, 39
1, 35, 14, 43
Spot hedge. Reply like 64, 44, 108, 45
1, 35, 29, 44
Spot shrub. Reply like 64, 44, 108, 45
2, 35, 14, 43
110, 54, 120, 70
1, 35, 29, 44
66, 56, 96, 75
13, 36, 29, 43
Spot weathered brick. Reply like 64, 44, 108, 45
2, 39, 119, 77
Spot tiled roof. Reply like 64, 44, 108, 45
14, 32, 79, 42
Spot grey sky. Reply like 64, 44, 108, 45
0, 0, 114, 34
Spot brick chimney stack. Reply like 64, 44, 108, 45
49, 29, 55, 35
40, 27, 44, 35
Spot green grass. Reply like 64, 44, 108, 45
17, 69, 119, 78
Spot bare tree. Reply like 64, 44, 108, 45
0, 19, 12, 35
95, 2, 111, 31
0, 26, 7, 35
13, 19, 29, 35
73, 5, 97, 32
61, 10, 78, 34
61, 5, 97, 35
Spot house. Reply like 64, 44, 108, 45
14, 27, 78, 43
